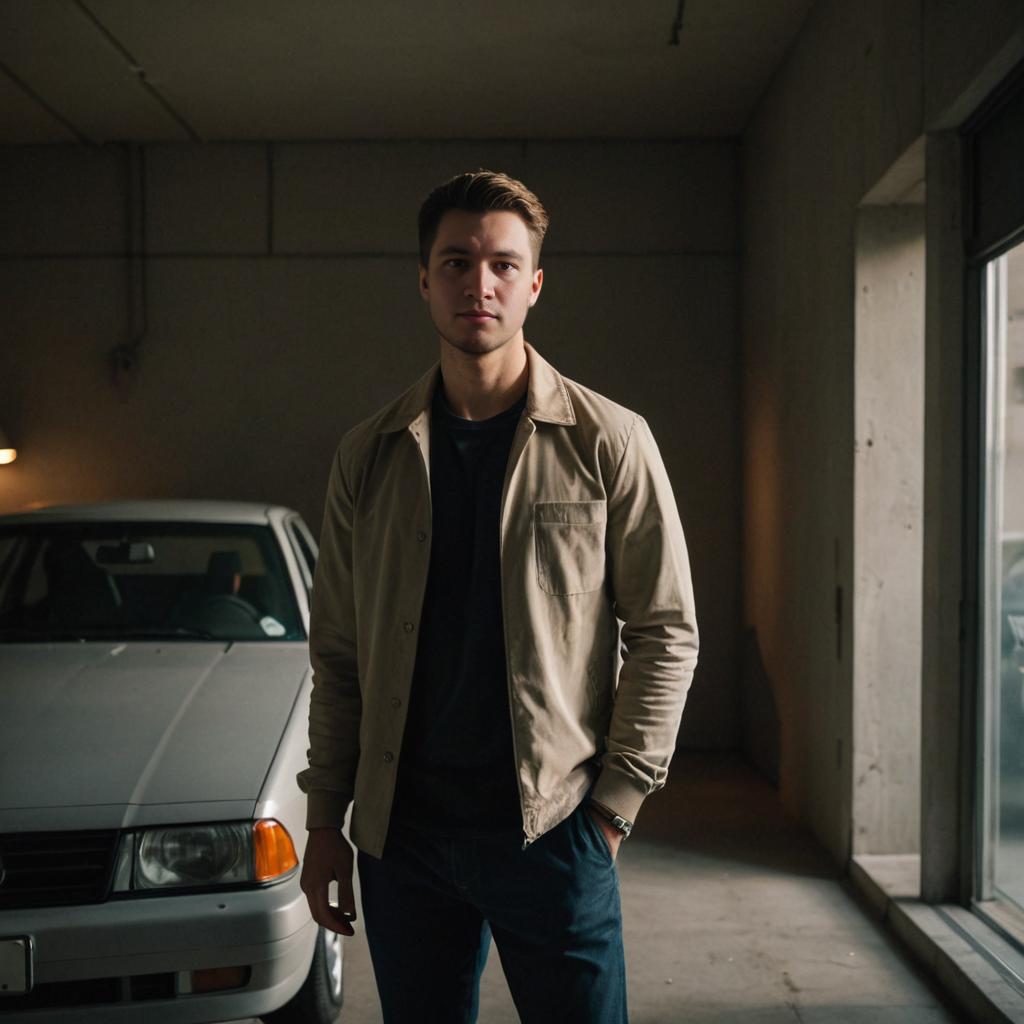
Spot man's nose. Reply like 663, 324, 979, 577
465, 265, 495, 299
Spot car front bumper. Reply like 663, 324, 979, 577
0, 874, 316, 1023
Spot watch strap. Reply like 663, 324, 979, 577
587, 798, 634, 838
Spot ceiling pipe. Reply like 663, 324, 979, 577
0, 60, 93, 145
669, 0, 686, 45
73, 0, 201, 142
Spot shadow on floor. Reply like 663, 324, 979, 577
637, 750, 841, 880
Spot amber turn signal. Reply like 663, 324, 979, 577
190, 965, 250, 993
253, 819, 299, 881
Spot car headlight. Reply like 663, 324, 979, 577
112, 819, 298, 894
138, 823, 250, 889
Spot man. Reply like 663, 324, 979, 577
297, 170, 698, 1023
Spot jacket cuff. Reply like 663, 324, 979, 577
590, 768, 648, 825
304, 790, 351, 831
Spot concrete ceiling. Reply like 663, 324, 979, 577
0, 0, 814, 144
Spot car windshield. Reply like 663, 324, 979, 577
0, 521, 305, 642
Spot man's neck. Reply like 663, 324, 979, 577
438, 337, 529, 421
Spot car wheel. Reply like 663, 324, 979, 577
261, 925, 344, 1024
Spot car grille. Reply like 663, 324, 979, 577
0, 972, 176, 1012
0, 830, 119, 909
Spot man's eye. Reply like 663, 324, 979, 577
495, 262, 517, 272
445, 259, 467, 269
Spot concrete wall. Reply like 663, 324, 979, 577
742, 0, 1024, 865
0, 139, 740, 751
852, 204, 924, 856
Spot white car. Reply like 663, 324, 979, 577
0, 501, 343, 1024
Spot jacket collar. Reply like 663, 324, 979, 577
375, 341, 576, 433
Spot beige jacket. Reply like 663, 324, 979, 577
297, 342, 698, 858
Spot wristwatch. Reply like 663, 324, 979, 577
588, 799, 634, 839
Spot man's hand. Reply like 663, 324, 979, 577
587, 807, 624, 861
300, 827, 357, 936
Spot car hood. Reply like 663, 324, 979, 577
0, 642, 310, 826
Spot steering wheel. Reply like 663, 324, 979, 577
195, 593, 265, 636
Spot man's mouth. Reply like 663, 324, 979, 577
458, 310, 497, 321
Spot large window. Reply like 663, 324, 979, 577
980, 242, 1024, 922
970, 62, 1024, 939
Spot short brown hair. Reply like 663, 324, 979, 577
418, 169, 549, 268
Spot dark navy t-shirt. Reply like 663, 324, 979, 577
390, 380, 527, 834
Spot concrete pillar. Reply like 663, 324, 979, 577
853, 202, 925, 855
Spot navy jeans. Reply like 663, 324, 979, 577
357, 799, 628, 1024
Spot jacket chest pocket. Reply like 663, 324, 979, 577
534, 501, 607, 596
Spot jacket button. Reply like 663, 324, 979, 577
390, 697, 402, 708
416, 530, 427, 542
383, 751, 394, 763
403, 621, 414, 633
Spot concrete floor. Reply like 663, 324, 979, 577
243, 752, 967, 1023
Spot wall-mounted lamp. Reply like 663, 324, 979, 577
0, 427, 17, 465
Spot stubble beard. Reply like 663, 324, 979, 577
434, 314, 520, 359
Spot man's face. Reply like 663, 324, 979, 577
419, 209, 543, 357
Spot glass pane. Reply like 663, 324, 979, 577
982, 239, 1024, 912
0, 521, 305, 643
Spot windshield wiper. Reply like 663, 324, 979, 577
87, 626, 220, 640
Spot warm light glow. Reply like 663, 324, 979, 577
253, 819, 299, 881
0, 427, 14, 465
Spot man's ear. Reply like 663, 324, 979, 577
528, 267, 544, 307
418, 264, 429, 300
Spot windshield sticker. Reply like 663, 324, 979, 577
260, 615, 286, 637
